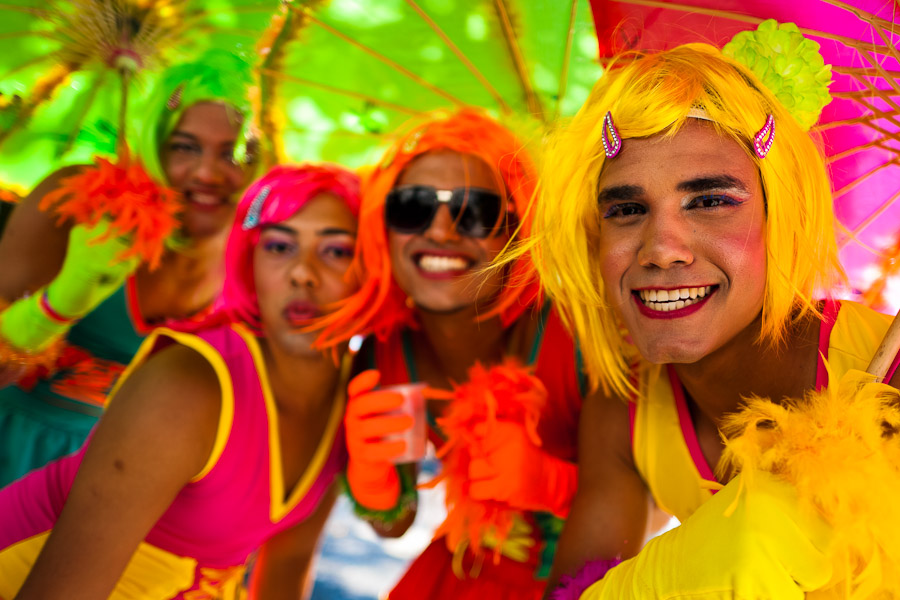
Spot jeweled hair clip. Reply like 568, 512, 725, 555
601, 111, 621, 159
242, 185, 271, 230
753, 114, 775, 159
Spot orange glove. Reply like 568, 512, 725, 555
344, 370, 413, 511
469, 421, 577, 517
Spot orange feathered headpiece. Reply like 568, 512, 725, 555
315, 108, 541, 347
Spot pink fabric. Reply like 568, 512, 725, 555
0, 443, 84, 547
549, 558, 623, 600
0, 325, 346, 590
815, 300, 841, 391
668, 365, 718, 488
887, 351, 900, 384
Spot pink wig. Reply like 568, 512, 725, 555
201, 163, 360, 333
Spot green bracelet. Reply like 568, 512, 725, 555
341, 465, 418, 525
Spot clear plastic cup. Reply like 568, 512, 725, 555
382, 382, 427, 464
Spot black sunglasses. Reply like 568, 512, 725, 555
384, 185, 509, 239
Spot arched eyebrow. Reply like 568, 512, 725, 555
317, 227, 355, 237
597, 184, 643, 205
676, 175, 748, 194
597, 174, 749, 205
260, 224, 356, 237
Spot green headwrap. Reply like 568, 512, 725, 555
136, 50, 255, 183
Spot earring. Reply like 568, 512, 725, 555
405, 296, 416, 309
601, 111, 622, 159
753, 114, 775, 159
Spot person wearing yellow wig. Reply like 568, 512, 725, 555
517, 21, 900, 599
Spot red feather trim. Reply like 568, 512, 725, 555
428, 359, 548, 564
39, 155, 181, 270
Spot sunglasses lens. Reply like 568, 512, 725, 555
385, 187, 436, 233
453, 189, 503, 238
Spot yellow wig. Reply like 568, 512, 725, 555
523, 44, 843, 396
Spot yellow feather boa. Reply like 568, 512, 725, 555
719, 367, 900, 598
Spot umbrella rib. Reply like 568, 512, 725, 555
0, 3, 48, 15
182, 4, 280, 25
492, 0, 545, 122
819, 0, 900, 52
1, 52, 61, 84
839, 187, 900, 248
186, 24, 262, 39
832, 156, 900, 198
825, 137, 884, 164
554, 0, 579, 120
299, 9, 466, 107
813, 111, 900, 132
0, 31, 60, 41
838, 87, 900, 130
825, 0, 900, 31
0, 62, 76, 149
59, 69, 108, 156
833, 65, 900, 81
614, 0, 896, 56
258, 68, 426, 116
402, 0, 512, 114
856, 50, 900, 101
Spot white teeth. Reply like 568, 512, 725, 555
418, 254, 469, 273
191, 193, 220, 206
637, 286, 713, 311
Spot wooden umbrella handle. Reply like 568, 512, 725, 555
867, 307, 900, 380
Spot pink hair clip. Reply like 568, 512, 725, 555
601, 111, 621, 159
753, 114, 775, 159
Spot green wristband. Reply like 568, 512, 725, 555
341, 465, 418, 525
0, 291, 73, 352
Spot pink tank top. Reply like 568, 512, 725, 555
0, 324, 348, 596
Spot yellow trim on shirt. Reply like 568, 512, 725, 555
105, 327, 236, 483
0, 531, 198, 600
232, 324, 350, 523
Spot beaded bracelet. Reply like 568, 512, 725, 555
340, 465, 418, 526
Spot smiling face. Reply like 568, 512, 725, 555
253, 193, 359, 356
387, 151, 510, 314
160, 101, 251, 240
596, 120, 767, 365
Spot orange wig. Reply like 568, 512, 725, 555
316, 108, 541, 347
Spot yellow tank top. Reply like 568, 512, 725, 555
632, 300, 895, 523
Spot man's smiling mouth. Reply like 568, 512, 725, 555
633, 285, 717, 313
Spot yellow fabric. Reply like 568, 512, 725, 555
480, 513, 535, 563
106, 326, 236, 482
719, 370, 900, 598
0, 532, 197, 599
579, 469, 834, 599
633, 301, 892, 523
233, 324, 351, 522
